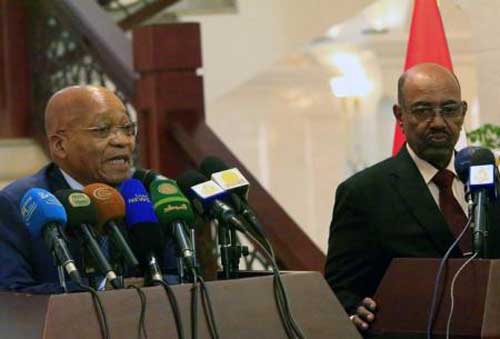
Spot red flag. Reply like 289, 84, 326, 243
392, 0, 453, 155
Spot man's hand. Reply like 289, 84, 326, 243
350, 297, 377, 331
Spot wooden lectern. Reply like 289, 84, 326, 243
372, 258, 500, 339
0, 271, 361, 339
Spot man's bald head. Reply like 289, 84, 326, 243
44, 85, 135, 185
393, 62, 466, 169
44, 85, 125, 137
397, 63, 461, 107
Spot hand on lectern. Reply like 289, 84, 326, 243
350, 297, 376, 332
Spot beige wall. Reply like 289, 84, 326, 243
457, 0, 500, 126
0, 139, 48, 189
179, 0, 374, 104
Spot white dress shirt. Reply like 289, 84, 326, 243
406, 144, 468, 216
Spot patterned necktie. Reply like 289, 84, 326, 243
432, 169, 471, 255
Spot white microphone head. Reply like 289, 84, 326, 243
211, 168, 250, 199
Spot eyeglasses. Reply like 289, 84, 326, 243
407, 102, 464, 121
58, 122, 137, 139
83, 122, 137, 138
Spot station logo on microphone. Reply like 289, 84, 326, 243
68, 192, 91, 207
93, 187, 113, 200
158, 182, 178, 195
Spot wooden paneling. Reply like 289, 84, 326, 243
0, 0, 31, 138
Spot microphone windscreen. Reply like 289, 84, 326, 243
455, 146, 496, 183
176, 170, 208, 198
201, 156, 250, 199
149, 178, 195, 226
132, 169, 149, 183
53, 190, 97, 230
133, 169, 166, 190
118, 178, 159, 226
83, 183, 125, 226
118, 178, 165, 265
200, 156, 228, 176
471, 147, 496, 166
20, 188, 67, 238
176, 170, 230, 217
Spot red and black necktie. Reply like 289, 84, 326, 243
432, 169, 471, 255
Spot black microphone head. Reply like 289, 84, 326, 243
176, 169, 208, 197
133, 168, 167, 190
200, 156, 229, 176
53, 189, 98, 233
200, 156, 250, 201
176, 170, 214, 216
455, 146, 496, 183
471, 147, 496, 165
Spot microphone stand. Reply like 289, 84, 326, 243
228, 228, 242, 278
177, 257, 185, 283
191, 228, 198, 272
217, 220, 232, 279
472, 191, 489, 257
57, 262, 68, 293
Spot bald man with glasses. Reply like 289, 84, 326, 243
324, 63, 500, 333
0, 85, 176, 293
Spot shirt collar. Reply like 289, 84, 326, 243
59, 169, 84, 190
406, 143, 457, 184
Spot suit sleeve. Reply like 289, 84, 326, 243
0, 192, 82, 294
324, 179, 384, 314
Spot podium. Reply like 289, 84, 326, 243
0, 271, 361, 339
372, 258, 500, 339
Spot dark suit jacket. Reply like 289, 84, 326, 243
0, 163, 179, 294
0, 163, 81, 293
324, 146, 500, 313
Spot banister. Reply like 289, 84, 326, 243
51, 0, 137, 98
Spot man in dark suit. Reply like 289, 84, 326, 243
325, 63, 500, 332
0, 85, 175, 293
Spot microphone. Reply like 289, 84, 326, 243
454, 146, 498, 257
200, 156, 266, 237
133, 168, 167, 189
119, 178, 166, 283
455, 146, 498, 192
20, 188, 83, 285
83, 183, 139, 270
149, 177, 196, 270
177, 170, 249, 279
200, 156, 250, 199
455, 146, 483, 184
54, 189, 122, 289
176, 170, 245, 231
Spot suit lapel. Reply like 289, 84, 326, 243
45, 163, 71, 193
388, 146, 460, 255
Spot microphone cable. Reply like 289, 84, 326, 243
78, 283, 110, 339
186, 266, 220, 339
191, 270, 199, 339
154, 279, 185, 339
127, 285, 149, 339
238, 222, 300, 337
426, 217, 472, 339
445, 252, 478, 339
197, 275, 220, 339
251, 232, 302, 337
232, 219, 305, 339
